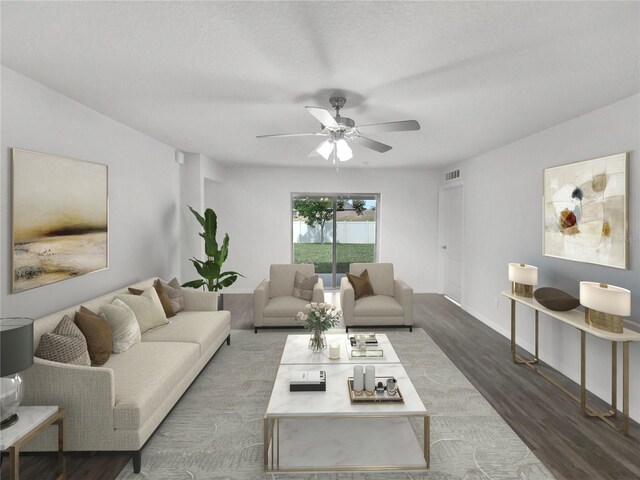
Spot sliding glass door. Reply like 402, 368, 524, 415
292, 193, 378, 289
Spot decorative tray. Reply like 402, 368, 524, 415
350, 349, 384, 358
348, 377, 404, 404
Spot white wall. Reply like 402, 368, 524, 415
204, 166, 440, 292
179, 152, 205, 283
1, 67, 180, 318
446, 94, 640, 420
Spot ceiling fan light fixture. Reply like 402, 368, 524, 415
336, 138, 352, 161
316, 140, 334, 160
258, 96, 420, 167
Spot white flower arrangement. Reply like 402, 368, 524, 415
296, 302, 342, 332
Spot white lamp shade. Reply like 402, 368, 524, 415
580, 282, 631, 317
316, 140, 334, 160
336, 139, 353, 161
508, 263, 538, 285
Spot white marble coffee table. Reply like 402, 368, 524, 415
279, 333, 401, 364
264, 362, 429, 472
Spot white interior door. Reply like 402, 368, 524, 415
440, 184, 463, 303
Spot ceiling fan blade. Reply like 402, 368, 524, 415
353, 136, 392, 153
305, 106, 339, 128
357, 120, 420, 134
256, 132, 323, 139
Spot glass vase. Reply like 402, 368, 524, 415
308, 329, 327, 352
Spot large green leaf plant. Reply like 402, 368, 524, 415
182, 206, 243, 291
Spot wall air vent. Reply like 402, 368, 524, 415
445, 169, 460, 181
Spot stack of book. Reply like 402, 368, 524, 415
289, 370, 326, 391
349, 333, 378, 348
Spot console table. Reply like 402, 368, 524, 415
501, 291, 640, 436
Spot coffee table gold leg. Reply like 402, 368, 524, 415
423, 415, 430, 468
276, 418, 280, 469
263, 417, 269, 471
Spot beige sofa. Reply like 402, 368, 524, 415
340, 263, 413, 332
22, 277, 231, 473
253, 264, 324, 332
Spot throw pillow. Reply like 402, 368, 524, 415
35, 315, 91, 366
99, 299, 142, 353
74, 306, 112, 366
115, 287, 168, 334
347, 269, 375, 300
292, 271, 318, 301
128, 279, 175, 318
161, 277, 185, 313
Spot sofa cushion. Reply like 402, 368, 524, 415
74, 307, 112, 366
162, 278, 185, 313
99, 299, 141, 353
263, 295, 310, 318
128, 280, 176, 318
350, 263, 395, 297
347, 269, 375, 300
182, 289, 218, 311
354, 295, 404, 317
107, 341, 200, 429
115, 287, 169, 334
269, 264, 315, 298
141, 311, 230, 355
292, 271, 318, 301
35, 315, 91, 366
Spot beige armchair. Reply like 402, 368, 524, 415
254, 264, 325, 332
340, 263, 413, 332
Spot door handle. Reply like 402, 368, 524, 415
441, 245, 447, 250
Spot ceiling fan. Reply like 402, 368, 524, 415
256, 97, 420, 163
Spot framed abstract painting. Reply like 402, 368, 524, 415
543, 152, 628, 269
12, 149, 109, 293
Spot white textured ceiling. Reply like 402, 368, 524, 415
1, 1, 638, 168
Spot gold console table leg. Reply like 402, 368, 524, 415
579, 332, 628, 434
580, 331, 586, 416
623, 341, 629, 436
511, 299, 516, 361
510, 299, 538, 365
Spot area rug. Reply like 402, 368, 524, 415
116, 329, 555, 479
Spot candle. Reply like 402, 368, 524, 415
365, 365, 375, 394
353, 366, 364, 393
329, 343, 340, 359
386, 378, 397, 395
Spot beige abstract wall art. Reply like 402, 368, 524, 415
543, 152, 627, 269
12, 149, 108, 293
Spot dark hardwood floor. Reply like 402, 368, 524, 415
0, 451, 129, 480
3, 293, 638, 479
415, 293, 640, 480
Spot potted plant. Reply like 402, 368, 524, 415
183, 206, 243, 292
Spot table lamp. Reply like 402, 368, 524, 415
580, 282, 630, 334
1, 317, 34, 430
508, 263, 538, 298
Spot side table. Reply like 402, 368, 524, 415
0, 406, 65, 480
